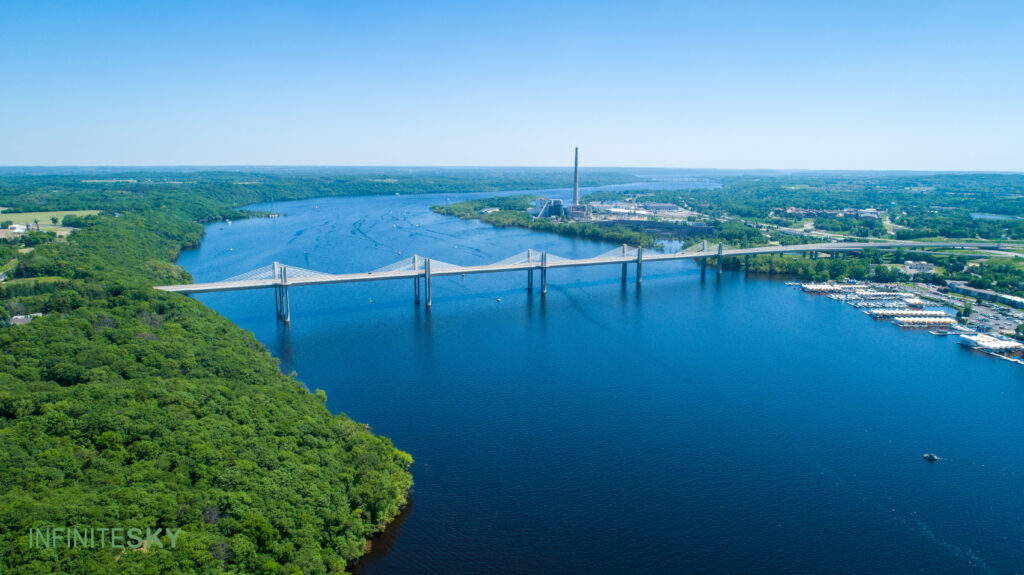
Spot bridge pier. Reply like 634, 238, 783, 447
280, 266, 290, 325
273, 262, 282, 319
282, 286, 290, 325
717, 243, 724, 275
528, 249, 535, 292
622, 263, 627, 283
424, 258, 432, 308
413, 255, 421, 304
701, 257, 707, 274
636, 246, 643, 285
541, 251, 547, 295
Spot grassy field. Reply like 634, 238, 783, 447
0, 209, 100, 226
0, 275, 64, 285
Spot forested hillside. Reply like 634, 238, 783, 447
0, 171, 486, 573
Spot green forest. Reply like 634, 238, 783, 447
1, 170, 594, 574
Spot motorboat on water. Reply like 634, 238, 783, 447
923, 453, 940, 461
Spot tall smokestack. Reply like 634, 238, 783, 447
573, 147, 580, 206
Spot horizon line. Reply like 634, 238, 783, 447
1, 165, 1023, 175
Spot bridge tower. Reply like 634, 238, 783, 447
424, 258, 432, 307
273, 262, 281, 318
413, 255, 421, 304
276, 264, 290, 325
636, 246, 643, 285
541, 251, 548, 295
621, 244, 628, 283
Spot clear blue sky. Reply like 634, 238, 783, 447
1, 1, 1022, 170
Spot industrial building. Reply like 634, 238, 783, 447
530, 198, 563, 218
529, 148, 591, 221
947, 281, 1024, 309
565, 147, 592, 221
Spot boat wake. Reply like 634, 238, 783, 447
911, 517, 995, 575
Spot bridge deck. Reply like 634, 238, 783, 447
155, 241, 1004, 294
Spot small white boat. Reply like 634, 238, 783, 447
923, 453, 940, 461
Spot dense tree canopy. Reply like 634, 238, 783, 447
0, 171, 449, 573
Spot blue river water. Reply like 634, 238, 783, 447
178, 193, 1023, 574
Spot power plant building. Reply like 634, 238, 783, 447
530, 198, 564, 218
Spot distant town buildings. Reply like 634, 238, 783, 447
776, 207, 881, 220
947, 281, 1024, 309
587, 200, 701, 222
644, 203, 679, 212
903, 260, 936, 274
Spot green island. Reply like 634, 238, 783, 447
0, 168, 644, 574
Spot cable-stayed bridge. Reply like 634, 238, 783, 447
155, 241, 1008, 323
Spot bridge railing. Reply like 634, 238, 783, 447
156, 241, 1013, 323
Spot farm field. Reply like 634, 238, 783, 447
0, 209, 100, 226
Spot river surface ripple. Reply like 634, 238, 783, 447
178, 192, 1023, 575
